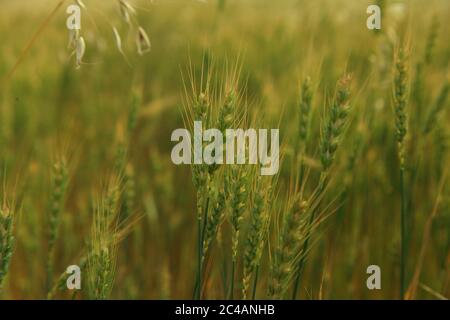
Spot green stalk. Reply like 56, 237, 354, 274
393, 48, 408, 299
400, 168, 406, 299
193, 196, 209, 299
252, 265, 259, 300
192, 214, 201, 299
291, 177, 326, 299
228, 258, 236, 299
292, 74, 351, 299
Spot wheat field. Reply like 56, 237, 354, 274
0, 0, 449, 300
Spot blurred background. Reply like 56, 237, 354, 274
0, 0, 449, 299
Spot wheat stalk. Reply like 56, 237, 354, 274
292, 74, 351, 299
393, 47, 409, 299
242, 176, 270, 299
47, 158, 69, 293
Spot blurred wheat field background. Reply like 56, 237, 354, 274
0, 0, 449, 300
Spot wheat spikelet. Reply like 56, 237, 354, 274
298, 76, 313, 152
319, 74, 352, 175
269, 200, 309, 299
87, 199, 118, 300
393, 49, 409, 170
0, 204, 14, 289
47, 158, 69, 291
393, 47, 409, 299
242, 176, 270, 299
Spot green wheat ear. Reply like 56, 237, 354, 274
393, 47, 409, 299
191, 91, 210, 218
319, 74, 352, 175
0, 204, 15, 289
218, 89, 236, 134
291, 73, 352, 299
202, 182, 225, 260
48, 158, 69, 250
229, 166, 249, 261
47, 158, 69, 292
298, 76, 313, 152
242, 175, 271, 299
393, 49, 409, 170
269, 199, 309, 300
87, 199, 118, 300
227, 164, 250, 299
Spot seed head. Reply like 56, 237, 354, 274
136, 27, 151, 56
320, 74, 352, 172
393, 49, 409, 169
119, 0, 136, 24
202, 185, 226, 258
0, 205, 15, 288
218, 89, 236, 133
112, 27, 124, 54
75, 36, 86, 69
298, 76, 313, 151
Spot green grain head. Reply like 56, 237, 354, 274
48, 158, 69, 252
393, 48, 409, 169
319, 74, 352, 175
0, 205, 14, 288
242, 176, 270, 299
298, 76, 313, 151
